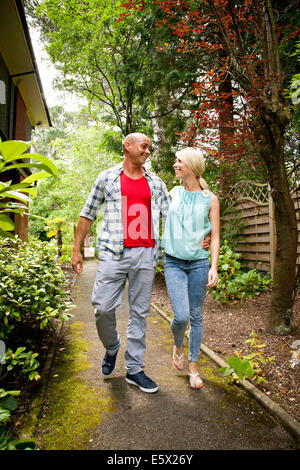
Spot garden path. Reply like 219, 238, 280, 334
34, 259, 297, 452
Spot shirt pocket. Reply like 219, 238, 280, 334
104, 183, 121, 213
104, 182, 120, 201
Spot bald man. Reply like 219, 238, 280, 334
71, 133, 169, 393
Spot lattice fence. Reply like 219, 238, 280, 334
222, 180, 300, 274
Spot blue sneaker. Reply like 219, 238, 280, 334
126, 371, 159, 393
102, 351, 118, 376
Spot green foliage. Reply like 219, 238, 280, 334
0, 356, 39, 451
0, 237, 71, 450
219, 330, 275, 384
44, 216, 67, 239
0, 237, 71, 340
35, 0, 157, 135
0, 389, 20, 424
211, 241, 271, 304
0, 388, 36, 449
0, 139, 58, 238
29, 113, 120, 258
4, 348, 40, 381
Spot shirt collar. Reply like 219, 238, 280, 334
114, 160, 153, 181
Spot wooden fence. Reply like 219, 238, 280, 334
222, 181, 300, 275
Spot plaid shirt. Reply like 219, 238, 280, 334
80, 162, 169, 264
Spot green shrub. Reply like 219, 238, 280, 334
0, 237, 71, 340
211, 240, 271, 304
0, 236, 71, 449
0, 389, 36, 450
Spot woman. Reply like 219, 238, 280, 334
162, 147, 220, 389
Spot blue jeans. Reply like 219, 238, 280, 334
164, 254, 210, 362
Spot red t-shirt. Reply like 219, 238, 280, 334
120, 172, 155, 247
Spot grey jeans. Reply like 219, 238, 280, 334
91, 247, 155, 375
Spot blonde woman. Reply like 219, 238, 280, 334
162, 147, 220, 389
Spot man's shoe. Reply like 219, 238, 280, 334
102, 351, 118, 376
126, 371, 159, 393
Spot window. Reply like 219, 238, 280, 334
0, 80, 5, 104
0, 53, 10, 139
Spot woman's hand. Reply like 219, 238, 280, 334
207, 268, 218, 287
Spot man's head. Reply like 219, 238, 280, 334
123, 133, 151, 167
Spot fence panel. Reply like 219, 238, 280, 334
222, 181, 300, 275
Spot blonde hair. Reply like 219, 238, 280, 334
175, 147, 209, 190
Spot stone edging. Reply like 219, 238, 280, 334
150, 301, 300, 448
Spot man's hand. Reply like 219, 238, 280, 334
71, 217, 93, 274
200, 233, 211, 250
71, 251, 84, 275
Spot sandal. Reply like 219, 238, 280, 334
172, 346, 184, 371
188, 371, 204, 389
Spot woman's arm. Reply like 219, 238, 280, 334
207, 194, 220, 287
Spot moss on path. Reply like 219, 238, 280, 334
36, 321, 115, 450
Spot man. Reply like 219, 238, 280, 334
71, 132, 169, 393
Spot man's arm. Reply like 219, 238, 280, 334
201, 233, 211, 250
71, 171, 105, 274
71, 217, 93, 274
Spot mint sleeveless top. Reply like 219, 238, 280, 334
162, 186, 212, 260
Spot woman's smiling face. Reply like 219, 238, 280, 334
173, 158, 193, 179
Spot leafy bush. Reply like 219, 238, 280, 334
0, 346, 41, 450
211, 240, 271, 304
0, 237, 71, 340
0, 236, 71, 449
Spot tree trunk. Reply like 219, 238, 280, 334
218, 67, 234, 196
256, 110, 297, 335
57, 229, 62, 258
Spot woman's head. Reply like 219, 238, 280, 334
174, 147, 209, 190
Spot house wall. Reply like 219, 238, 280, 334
13, 89, 32, 241
1, 51, 32, 241
14, 88, 32, 141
